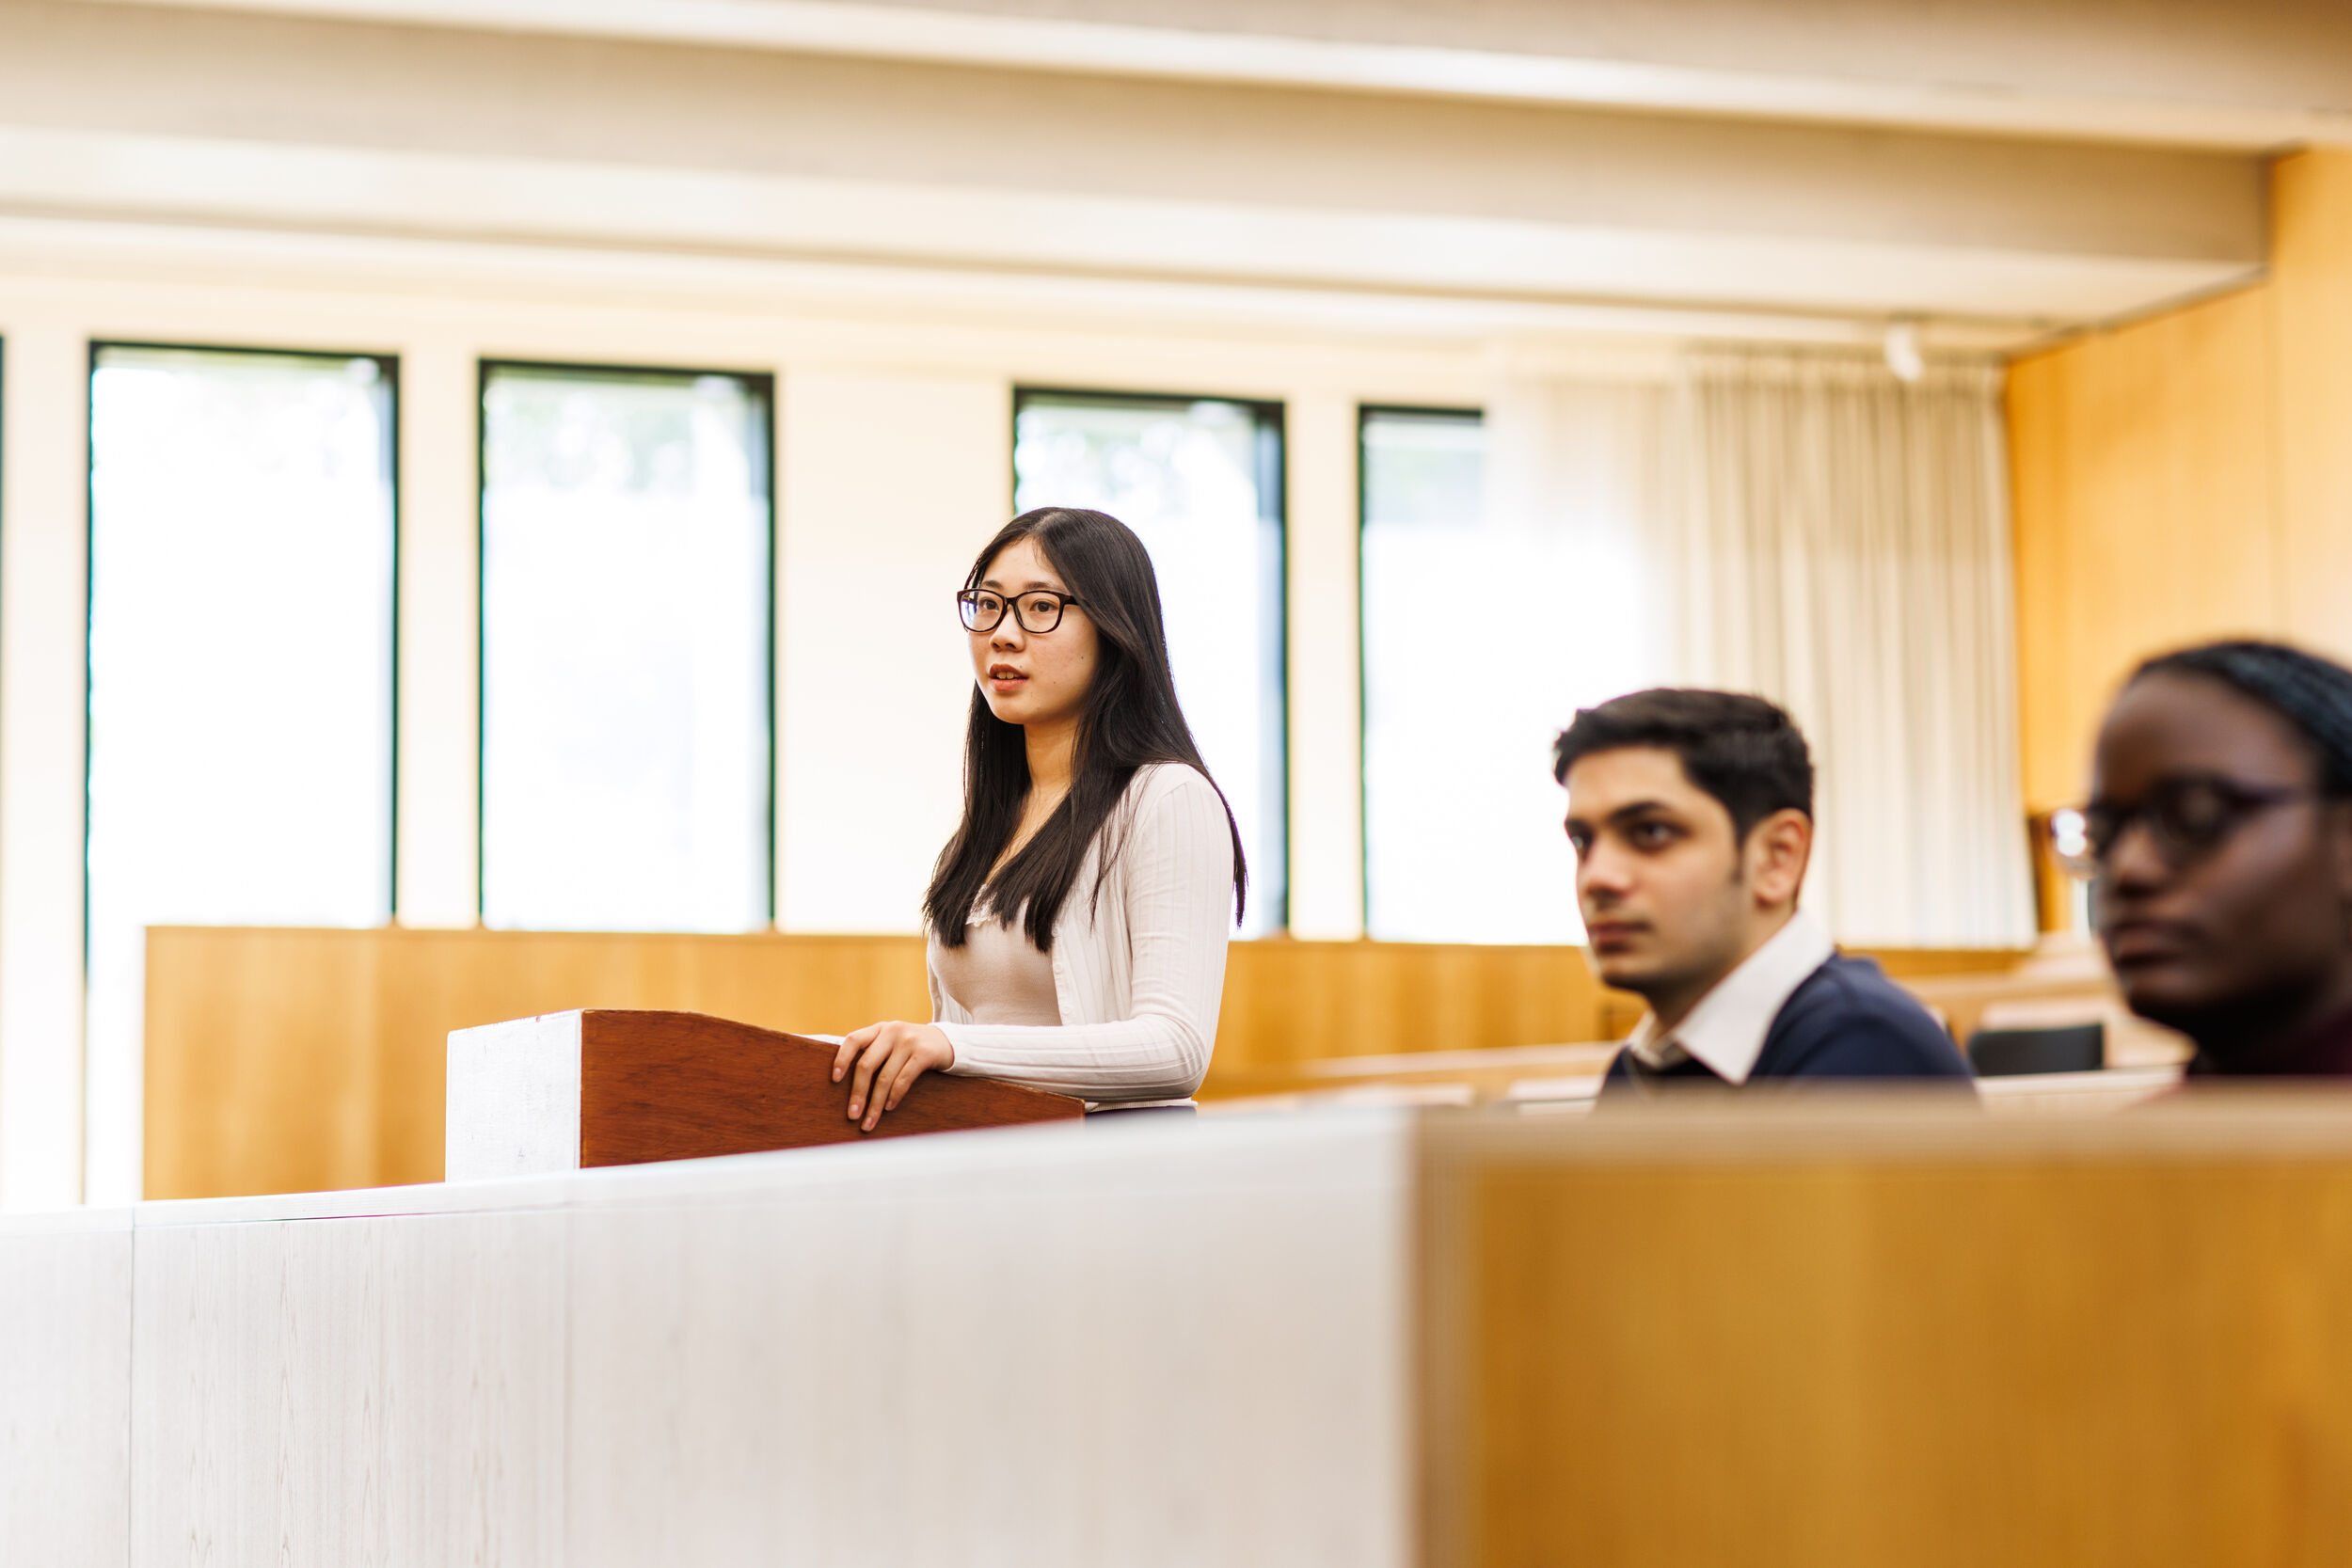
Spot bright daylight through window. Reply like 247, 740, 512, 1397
87, 345, 396, 1203
1361, 406, 1583, 943
480, 364, 772, 932
1011, 391, 1286, 935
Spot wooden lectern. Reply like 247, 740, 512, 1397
445, 1008, 1084, 1180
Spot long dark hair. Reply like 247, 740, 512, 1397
925, 507, 1247, 949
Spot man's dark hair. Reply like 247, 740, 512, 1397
1551, 689, 1814, 841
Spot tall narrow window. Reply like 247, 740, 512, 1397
1012, 390, 1285, 936
480, 363, 772, 932
87, 345, 396, 1201
1361, 406, 1571, 942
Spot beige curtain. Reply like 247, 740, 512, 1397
1677, 350, 2033, 946
1483, 376, 1680, 717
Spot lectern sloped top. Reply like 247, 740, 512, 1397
446, 1008, 1084, 1180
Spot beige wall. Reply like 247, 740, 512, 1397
0, 321, 90, 1212
0, 256, 1525, 1205
0, 0, 2267, 327
2010, 149, 2352, 816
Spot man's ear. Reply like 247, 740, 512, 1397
1745, 808, 1813, 910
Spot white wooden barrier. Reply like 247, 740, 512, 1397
0, 1114, 1413, 1567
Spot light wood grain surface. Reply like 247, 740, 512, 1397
130, 1208, 568, 1566
0, 1210, 133, 1567
445, 1009, 585, 1180
113, 1114, 1418, 1568
561, 1117, 1411, 1567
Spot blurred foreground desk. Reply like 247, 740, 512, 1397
10, 1098, 2352, 1566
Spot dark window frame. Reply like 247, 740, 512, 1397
1357, 403, 1485, 939
85, 338, 404, 962
474, 356, 779, 928
1009, 385, 1291, 934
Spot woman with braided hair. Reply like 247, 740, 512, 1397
2063, 639, 2352, 1074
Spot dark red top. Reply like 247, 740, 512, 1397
2188, 1002, 2352, 1077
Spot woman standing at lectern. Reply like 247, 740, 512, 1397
831, 507, 1247, 1128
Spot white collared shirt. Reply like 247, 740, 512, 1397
1624, 909, 1836, 1085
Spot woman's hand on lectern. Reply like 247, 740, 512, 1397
833, 1022, 956, 1132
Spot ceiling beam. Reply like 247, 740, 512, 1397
58, 0, 2352, 149
0, 123, 2258, 327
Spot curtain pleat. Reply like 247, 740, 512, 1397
1481, 351, 2035, 947
1677, 351, 2034, 946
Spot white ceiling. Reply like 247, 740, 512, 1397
0, 0, 2303, 346
75, 0, 2352, 148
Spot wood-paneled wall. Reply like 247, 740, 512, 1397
2010, 149, 2352, 816
144, 927, 934, 1200
144, 926, 2023, 1199
2009, 286, 2281, 812
2276, 149, 2352, 660
145, 926, 1630, 1198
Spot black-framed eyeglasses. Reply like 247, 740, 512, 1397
2050, 773, 2322, 880
958, 588, 1080, 634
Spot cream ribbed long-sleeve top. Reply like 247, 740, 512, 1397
928, 762, 1236, 1103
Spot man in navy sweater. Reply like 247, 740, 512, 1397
1554, 689, 1971, 1098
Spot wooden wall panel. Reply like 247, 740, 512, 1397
2277, 149, 2352, 662
2009, 148, 2352, 821
148, 927, 1618, 1196
1215, 941, 1608, 1079
145, 927, 391, 1201
145, 927, 2025, 1199
144, 927, 935, 1198
2008, 285, 2281, 814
